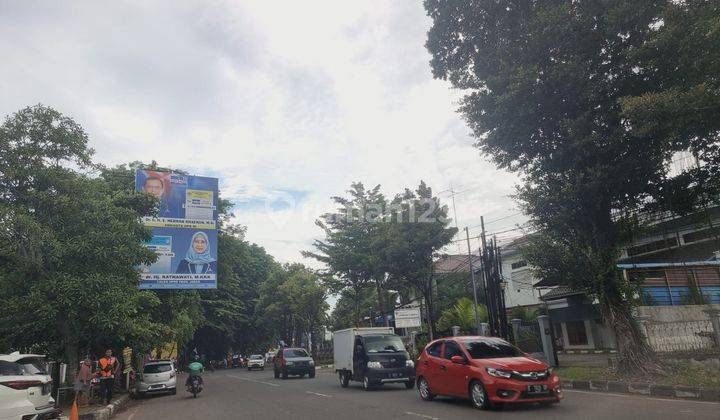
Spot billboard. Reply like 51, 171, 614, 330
135, 169, 218, 289
394, 308, 422, 328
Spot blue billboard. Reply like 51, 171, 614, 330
135, 169, 218, 289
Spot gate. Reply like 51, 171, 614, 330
512, 321, 543, 353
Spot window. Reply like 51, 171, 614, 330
363, 335, 406, 353
461, 338, 522, 359
426, 341, 442, 358
565, 321, 589, 346
627, 238, 678, 257
511, 260, 528, 270
16, 357, 46, 375
443, 341, 464, 360
284, 349, 309, 358
143, 363, 172, 374
250, 355, 263, 360
683, 228, 716, 244
0, 361, 23, 376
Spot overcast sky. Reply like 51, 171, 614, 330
0, 0, 526, 265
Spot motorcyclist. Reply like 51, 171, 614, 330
186, 355, 204, 390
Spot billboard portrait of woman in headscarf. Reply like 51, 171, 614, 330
175, 231, 217, 274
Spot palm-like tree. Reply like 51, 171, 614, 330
437, 297, 488, 333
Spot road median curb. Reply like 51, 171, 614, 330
78, 394, 130, 420
562, 379, 720, 402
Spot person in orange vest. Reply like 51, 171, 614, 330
97, 349, 119, 405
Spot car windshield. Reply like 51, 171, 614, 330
461, 339, 523, 359
283, 349, 308, 358
17, 357, 47, 375
143, 363, 173, 373
364, 335, 406, 353
250, 355, 263, 360
0, 360, 24, 376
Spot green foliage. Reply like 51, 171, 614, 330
424, 0, 718, 370
306, 181, 457, 335
436, 297, 488, 334
509, 306, 539, 323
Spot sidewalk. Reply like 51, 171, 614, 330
60, 394, 131, 420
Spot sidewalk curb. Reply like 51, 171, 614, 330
78, 394, 131, 420
562, 379, 720, 402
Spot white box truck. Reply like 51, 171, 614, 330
333, 327, 415, 391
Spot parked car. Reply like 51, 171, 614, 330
136, 360, 177, 397
273, 348, 315, 379
0, 352, 60, 419
247, 355, 265, 371
415, 336, 561, 409
333, 327, 415, 390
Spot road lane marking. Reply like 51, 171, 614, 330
306, 391, 331, 398
404, 412, 439, 420
565, 390, 720, 405
226, 374, 280, 387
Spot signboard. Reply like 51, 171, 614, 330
394, 307, 422, 328
135, 169, 218, 289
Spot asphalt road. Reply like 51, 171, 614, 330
115, 368, 719, 420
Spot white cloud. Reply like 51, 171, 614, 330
0, 0, 524, 267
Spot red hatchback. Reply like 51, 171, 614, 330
415, 336, 561, 409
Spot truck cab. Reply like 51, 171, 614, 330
334, 328, 415, 391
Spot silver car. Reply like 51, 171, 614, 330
136, 360, 177, 396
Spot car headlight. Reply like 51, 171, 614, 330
286, 361, 294, 366
309, 360, 315, 366
546, 367, 553, 375
406, 360, 414, 368
486, 367, 512, 379
367, 361, 382, 369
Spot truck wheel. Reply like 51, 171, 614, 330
339, 372, 349, 388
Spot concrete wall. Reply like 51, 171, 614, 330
636, 304, 720, 322
502, 253, 543, 308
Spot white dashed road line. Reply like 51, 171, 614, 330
404, 412, 439, 420
226, 374, 280, 387
306, 391, 332, 398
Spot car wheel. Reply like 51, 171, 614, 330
418, 377, 434, 401
405, 380, 415, 389
309, 369, 315, 379
362, 376, 374, 391
339, 372, 349, 388
282, 369, 288, 379
261, 367, 265, 371
300, 373, 306, 378
469, 380, 492, 410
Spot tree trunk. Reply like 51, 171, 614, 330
422, 287, 436, 340
375, 282, 389, 327
59, 317, 79, 385
601, 277, 661, 373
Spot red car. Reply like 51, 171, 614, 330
415, 336, 561, 409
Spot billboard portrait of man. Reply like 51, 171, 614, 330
137, 170, 183, 218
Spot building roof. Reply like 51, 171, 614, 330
433, 254, 481, 274
539, 286, 584, 301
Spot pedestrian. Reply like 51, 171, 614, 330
96, 349, 118, 405
73, 357, 93, 407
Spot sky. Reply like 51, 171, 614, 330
0, 0, 527, 266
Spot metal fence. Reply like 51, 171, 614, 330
642, 320, 717, 353
511, 321, 543, 354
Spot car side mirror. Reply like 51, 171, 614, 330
450, 355, 466, 365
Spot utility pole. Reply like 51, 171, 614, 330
465, 227, 481, 335
479, 216, 509, 339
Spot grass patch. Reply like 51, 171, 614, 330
556, 361, 720, 389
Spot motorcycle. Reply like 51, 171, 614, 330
187, 375, 202, 398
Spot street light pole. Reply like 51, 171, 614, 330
465, 227, 481, 335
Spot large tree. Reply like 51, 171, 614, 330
425, 0, 719, 371
0, 106, 164, 368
